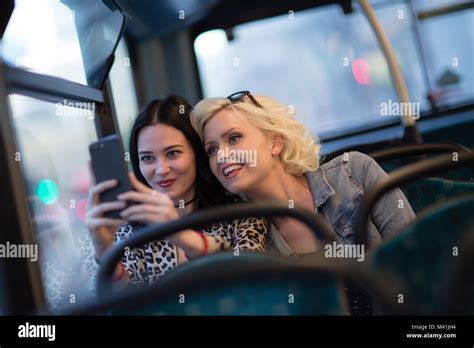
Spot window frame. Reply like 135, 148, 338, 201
0, 0, 127, 314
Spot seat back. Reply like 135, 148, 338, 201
54, 203, 352, 316
369, 142, 473, 180
366, 194, 474, 314
442, 231, 474, 314
401, 177, 474, 213
112, 252, 347, 315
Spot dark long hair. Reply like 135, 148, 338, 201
129, 95, 235, 209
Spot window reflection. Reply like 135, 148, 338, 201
8, 94, 98, 311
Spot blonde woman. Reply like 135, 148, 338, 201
190, 91, 415, 256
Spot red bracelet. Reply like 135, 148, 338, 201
112, 262, 126, 282
185, 231, 208, 259
195, 231, 208, 256
184, 231, 209, 259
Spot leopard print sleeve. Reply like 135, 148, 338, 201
204, 229, 231, 252
114, 217, 267, 284
202, 217, 268, 253
114, 224, 149, 285
229, 217, 268, 252
114, 224, 179, 286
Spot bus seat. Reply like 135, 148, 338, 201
400, 177, 474, 213
368, 142, 473, 180
89, 203, 343, 315
366, 194, 474, 314
442, 231, 474, 314
109, 252, 348, 315
382, 163, 472, 181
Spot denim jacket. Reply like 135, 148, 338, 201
269, 151, 416, 256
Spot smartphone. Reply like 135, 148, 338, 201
89, 134, 133, 219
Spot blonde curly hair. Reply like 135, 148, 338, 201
190, 94, 320, 176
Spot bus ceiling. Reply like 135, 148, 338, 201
116, 0, 353, 40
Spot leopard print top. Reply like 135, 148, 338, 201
116, 217, 268, 285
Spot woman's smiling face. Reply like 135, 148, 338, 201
203, 107, 279, 195
138, 123, 196, 203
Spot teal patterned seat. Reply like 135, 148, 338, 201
444, 232, 474, 314
380, 162, 473, 181
114, 252, 347, 315
366, 194, 474, 314
400, 177, 474, 213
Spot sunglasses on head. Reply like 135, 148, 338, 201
226, 91, 263, 108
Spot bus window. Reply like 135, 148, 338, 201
2, 0, 86, 84
2, 0, 124, 88
413, 0, 474, 106
8, 94, 97, 311
109, 37, 139, 155
194, 1, 430, 137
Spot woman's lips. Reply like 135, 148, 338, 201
222, 163, 244, 179
156, 178, 176, 188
